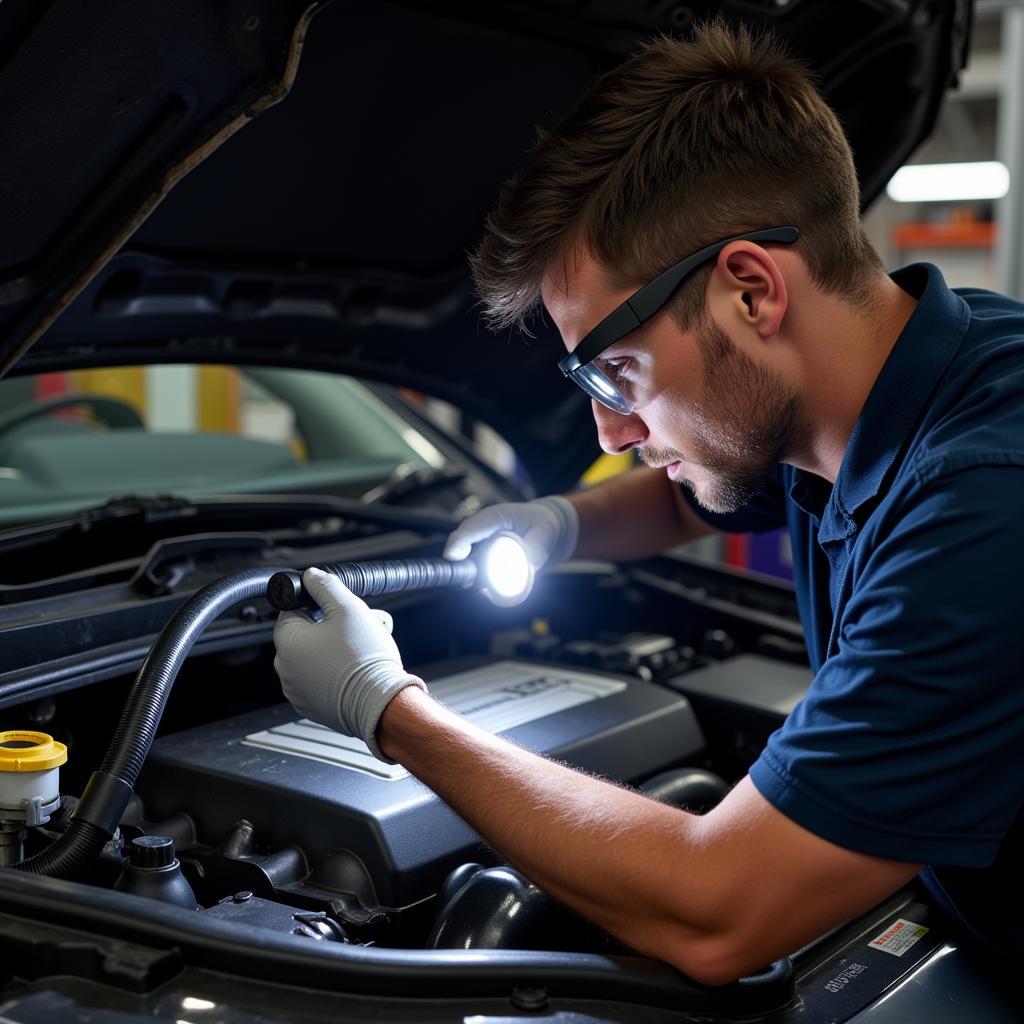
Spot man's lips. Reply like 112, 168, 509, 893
643, 457, 684, 476
641, 452, 687, 478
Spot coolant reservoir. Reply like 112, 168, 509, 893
0, 730, 68, 866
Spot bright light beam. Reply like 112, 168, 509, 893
480, 533, 534, 606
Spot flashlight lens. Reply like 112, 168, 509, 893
483, 535, 532, 602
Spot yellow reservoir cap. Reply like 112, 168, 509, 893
0, 731, 68, 772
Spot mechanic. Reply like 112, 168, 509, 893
274, 22, 1024, 983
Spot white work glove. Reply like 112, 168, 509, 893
443, 495, 579, 569
273, 567, 427, 762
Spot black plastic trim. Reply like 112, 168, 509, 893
0, 870, 795, 1013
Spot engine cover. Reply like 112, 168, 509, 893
140, 658, 703, 908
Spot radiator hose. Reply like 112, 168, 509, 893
16, 544, 525, 878
15, 569, 276, 877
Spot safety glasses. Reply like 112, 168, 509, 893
557, 225, 800, 414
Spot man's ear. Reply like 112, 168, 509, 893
713, 243, 788, 338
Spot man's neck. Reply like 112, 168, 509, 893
787, 273, 918, 484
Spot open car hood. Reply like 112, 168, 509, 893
0, 0, 971, 494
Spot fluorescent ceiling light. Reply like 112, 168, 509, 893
886, 161, 1010, 203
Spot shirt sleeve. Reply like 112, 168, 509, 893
680, 463, 789, 534
749, 462, 1024, 867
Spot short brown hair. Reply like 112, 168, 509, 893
472, 20, 883, 333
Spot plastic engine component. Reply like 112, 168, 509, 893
0, 731, 67, 827
138, 658, 704, 908
113, 836, 199, 909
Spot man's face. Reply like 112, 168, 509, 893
542, 250, 801, 514
650, 314, 801, 512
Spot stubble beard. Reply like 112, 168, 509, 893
641, 318, 803, 515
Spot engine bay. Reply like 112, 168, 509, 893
0, 555, 1007, 1021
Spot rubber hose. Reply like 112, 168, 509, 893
268, 558, 476, 613
319, 558, 475, 598
16, 568, 277, 877
639, 768, 731, 813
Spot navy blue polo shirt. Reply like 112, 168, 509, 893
685, 263, 1024, 958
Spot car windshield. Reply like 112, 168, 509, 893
0, 364, 451, 527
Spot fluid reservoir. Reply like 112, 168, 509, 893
0, 731, 68, 866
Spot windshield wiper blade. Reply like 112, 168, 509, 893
0, 494, 201, 555
362, 464, 468, 505
87, 493, 199, 524
0, 493, 459, 556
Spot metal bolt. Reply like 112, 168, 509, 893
239, 604, 260, 623
292, 911, 326, 923
510, 986, 548, 1011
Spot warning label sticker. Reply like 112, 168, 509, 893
868, 918, 929, 957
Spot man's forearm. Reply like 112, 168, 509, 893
376, 686, 922, 986
376, 686, 727, 976
569, 467, 714, 560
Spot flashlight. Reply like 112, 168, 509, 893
266, 531, 535, 615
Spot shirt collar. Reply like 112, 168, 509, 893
813, 263, 969, 544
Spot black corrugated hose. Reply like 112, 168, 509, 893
15, 568, 277, 877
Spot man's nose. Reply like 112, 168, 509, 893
592, 400, 649, 454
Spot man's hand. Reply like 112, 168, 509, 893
443, 495, 579, 569
272, 568, 426, 761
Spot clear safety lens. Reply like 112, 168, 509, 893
569, 362, 633, 415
